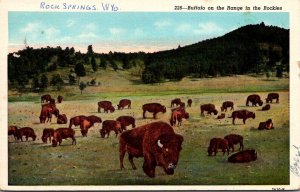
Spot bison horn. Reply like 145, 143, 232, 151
157, 139, 163, 148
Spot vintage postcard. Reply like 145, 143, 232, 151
1, 0, 300, 190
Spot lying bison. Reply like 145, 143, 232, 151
98, 101, 115, 113
142, 103, 166, 119
229, 110, 255, 125
117, 99, 131, 110
57, 114, 68, 124
246, 94, 263, 107
52, 128, 76, 147
116, 116, 136, 131
200, 104, 218, 116
258, 119, 274, 130
170, 108, 189, 126
187, 99, 192, 107
266, 93, 279, 103
207, 138, 229, 156
41, 128, 54, 143
224, 134, 244, 152
221, 101, 234, 112
17, 127, 37, 142
119, 121, 184, 178
8, 126, 18, 140
261, 104, 271, 111
216, 113, 225, 119
171, 98, 181, 107
228, 149, 257, 163
100, 120, 122, 138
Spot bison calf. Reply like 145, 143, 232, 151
224, 134, 244, 152
228, 149, 257, 163
258, 119, 274, 130
17, 127, 37, 142
221, 101, 234, 112
261, 104, 271, 111
100, 120, 122, 138
207, 138, 229, 156
116, 116, 136, 131
216, 113, 225, 119
52, 128, 76, 147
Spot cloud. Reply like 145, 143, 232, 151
176, 23, 192, 32
193, 22, 223, 35
20, 22, 41, 33
85, 23, 97, 31
67, 19, 75, 28
109, 27, 124, 35
154, 20, 172, 29
133, 28, 145, 37
78, 32, 98, 40
44, 27, 60, 39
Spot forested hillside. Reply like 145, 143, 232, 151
8, 23, 289, 91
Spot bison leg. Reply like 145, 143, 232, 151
153, 112, 157, 119
119, 138, 127, 170
143, 110, 146, 119
239, 142, 244, 151
232, 118, 235, 125
128, 154, 137, 170
98, 107, 101, 113
243, 118, 246, 124
72, 137, 76, 145
143, 153, 156, 178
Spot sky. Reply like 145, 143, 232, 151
8, 12, 289, 53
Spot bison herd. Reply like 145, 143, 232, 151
8, 92, 280, 177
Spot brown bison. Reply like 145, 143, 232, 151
170, 108, 189, 126
57, 114, 68, 124
100, 120, 122, 138
69, 115, 87, 128
171, 98, 181, 107
187, 99, 192, 107
200, 104, 218, 116
80, 119, 94, 137
216, 113, 225, 119
17, 127, 37, 141
52, 128, 76, 147
41, 94, 51, 103
224, 134, 244, 152
142, 103, 166, 119
116, 116, 136, 131
229, 110, 255, 125
87, 115, 102, 125
50, 98, 56, 105
221, 101, 234, 112
261, 104, 271, 111
57, 95, 63, 103
119, 121, 184, 178
98, 101, 115, 113
179, 102, 186, 108
39, 104, 59, 123
8, 126, 18, 140
246, 94, 263, 107
266, 93, 279, 103
258, 119, 274, 130
41, 128, 54, 143
117, 99, 131, 110
228, 149, 257, 163
207, 138, 229, 156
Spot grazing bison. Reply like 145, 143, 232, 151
258, 119, 274, 130
228, 149, 257, 163
57, 114, 68, 124
117, 99, 131, 110
52, 128, 76, 147
207, 138, 229, 156
266, 93, 279, 103
116, 116, 136, 131
142, 103, 166, 119
170, 108, 189, 126
39, 104, 59, 123
8, 126, 18, 140
41, 94, 51, 103
17, 127, 37, 142
221, 101, 234, 112
224, 134, 244, 152
80, 119, 94, 137
41, 128, 54, 143
171, 98, 181, 107
57, 95, 63, 103
100, 120, 122, 138
216, 113, 225, 119
261, 104, 271, 111
98, 101, 115, 113
246, 94, 263, 107
69, 115, 87, 128
200, 104, 218, 116
229, 110, 255, 125
187, 99, 192, 107
119, 121, 184, 178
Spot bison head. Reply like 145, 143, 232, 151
155, 134, 183, 175
183, 112, 189, 119
109, 106, 115, 113
41, 136, 47, 143
100, 129, 106, 138
117, 104, 121, 110
265, 98, 270, 103
258, 100, 263, 106
53, 108, 60, 117
220, 106, 225, 112
115, 121, 122, 132
207, 146, 214, 156
52, 139, 58, 147
32, 134, 37, 141
162, 106, 166, 113
213, 109, 218, 115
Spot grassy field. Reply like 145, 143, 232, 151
8, 74, 289, 185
